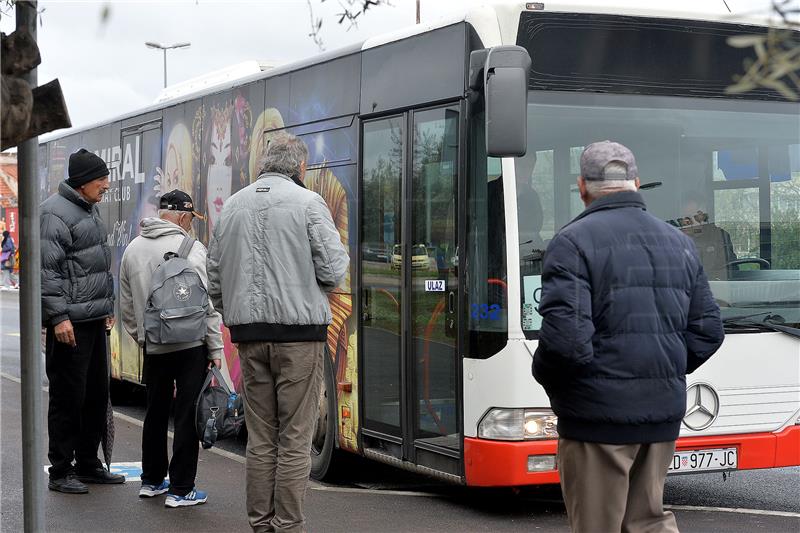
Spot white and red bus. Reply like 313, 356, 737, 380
39, 1, 799, 486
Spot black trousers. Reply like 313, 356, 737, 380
141, 345, 208, 496
45, 320, 108, 479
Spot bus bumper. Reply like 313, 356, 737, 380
464, 437, 560, 486
463, 425, 800, 487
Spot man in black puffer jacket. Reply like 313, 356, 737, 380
40, 149, 124, 493
533, 141, 724, 533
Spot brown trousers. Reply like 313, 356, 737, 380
558, 438, 680, 533
239, 341, 324, 533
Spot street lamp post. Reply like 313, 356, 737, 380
145, 41, 191, 88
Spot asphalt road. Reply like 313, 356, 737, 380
0, 290, 26, 380
2, 289, 799, 532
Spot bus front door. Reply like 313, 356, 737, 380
360, 105, 462, 480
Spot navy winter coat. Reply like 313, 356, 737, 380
40, 181, 114, 326
532, 191, 724, 444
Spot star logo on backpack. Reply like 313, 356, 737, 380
174, 283, 191, 301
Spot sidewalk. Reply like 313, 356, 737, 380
0, 377, 573, 533
0, 377, 250, 532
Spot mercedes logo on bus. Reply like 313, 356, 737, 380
683, 383, 720, 431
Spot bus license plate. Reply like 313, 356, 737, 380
668, 448, 737, 474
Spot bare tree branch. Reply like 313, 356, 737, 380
308, 0, 389, 49
726, 0, 800, 100
307, 0, 325, 51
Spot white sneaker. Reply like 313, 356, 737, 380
164, 488, 207, 508
139, 479, 170, 497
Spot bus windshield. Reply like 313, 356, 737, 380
516, 91, 800, 336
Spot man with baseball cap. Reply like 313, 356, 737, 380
40, 148, 123, 493
158, 189, 205, 219
532, 141, 724, 532
120, 189, 223, 507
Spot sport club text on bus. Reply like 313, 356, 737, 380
38, 1, 800, 487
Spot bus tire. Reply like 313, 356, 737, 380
310, 348, 341, 481
109, 377, 141, 405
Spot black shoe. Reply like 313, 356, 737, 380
76, 467, 126, 484
48, 474, 89, 494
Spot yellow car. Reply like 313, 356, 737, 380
391, 244, 429, 270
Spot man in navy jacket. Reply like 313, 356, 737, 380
533, 141, 724, 533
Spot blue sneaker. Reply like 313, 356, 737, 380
139, 479, 170, 498
164, 488, 207, 508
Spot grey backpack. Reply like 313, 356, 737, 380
144, 236, 208, 345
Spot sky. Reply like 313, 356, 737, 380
0, 0, 782, 132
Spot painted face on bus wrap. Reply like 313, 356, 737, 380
206, 109, 232, 234
160, 122, 193, 195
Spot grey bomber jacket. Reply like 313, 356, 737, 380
40, 181, 115, 326
207, 173, 349, 343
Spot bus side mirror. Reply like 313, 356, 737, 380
470, 46, 531, 157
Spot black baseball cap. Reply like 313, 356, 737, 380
159, 189, 204, 220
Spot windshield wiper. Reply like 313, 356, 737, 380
722, 311, 774, 322
722, 314, 800, 338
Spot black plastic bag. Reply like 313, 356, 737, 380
194, 365, 244, 449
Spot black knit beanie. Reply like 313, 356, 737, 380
67, 149, 109, 188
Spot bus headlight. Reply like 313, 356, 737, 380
478, 408, 558, 440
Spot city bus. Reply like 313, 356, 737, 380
38, 1, 799, 486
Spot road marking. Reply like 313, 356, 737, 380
5, 332, 20, 336
2, 373, 244, 466
664, 504, 800, 519
308, 484, 438, 497
2, 372, 420, 496
3, 374, 800, 517
114, 410, 246, 465
1, 372, 48, 391
42, 461, 142, 482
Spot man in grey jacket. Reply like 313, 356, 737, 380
120, 189, 223, 508
208, 134, 349, 532
40, 148, 124, 493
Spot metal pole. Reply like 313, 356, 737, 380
416, 0, 420, 24
163, 48, 167, 88
16, 1, 45, 532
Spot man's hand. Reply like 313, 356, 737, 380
54, 320, 76, 347
210, 359, 221, 369
105, 316, 116, 330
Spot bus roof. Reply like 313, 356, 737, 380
363, 0, 775, 50
42, 0, 779, 143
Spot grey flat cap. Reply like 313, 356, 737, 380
580, 140, 638, 181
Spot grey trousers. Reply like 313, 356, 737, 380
558, 438, 680, 533
239, 341, 324, 533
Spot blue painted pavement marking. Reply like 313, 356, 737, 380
43, 461, 142, 481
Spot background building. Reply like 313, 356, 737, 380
0, 152, 19, 248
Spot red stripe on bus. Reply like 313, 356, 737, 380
463, 426, 800, 487
675, 425, 800, 469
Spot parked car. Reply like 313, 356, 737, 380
363, 242, 390, 263
391, 244, 429, 270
